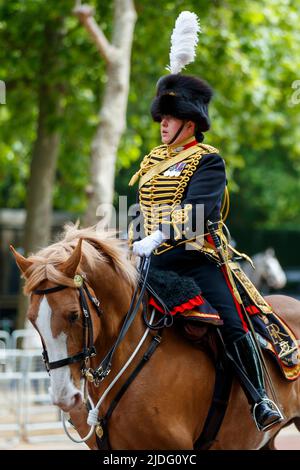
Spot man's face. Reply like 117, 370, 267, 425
160, 115, 194, 145
160, 115, 183, 144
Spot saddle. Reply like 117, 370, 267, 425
147, 266, 300, 382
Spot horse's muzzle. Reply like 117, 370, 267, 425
51, 389, 83, 412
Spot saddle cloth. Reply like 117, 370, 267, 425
147, 266, 300, 381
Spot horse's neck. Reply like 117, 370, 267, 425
87, 266, 148, 412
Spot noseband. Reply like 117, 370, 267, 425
32, 280, 102, 372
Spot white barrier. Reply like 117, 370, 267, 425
0, 349, 25, 447
0, 339, 68, 447
11, 326, 41, 350
0, 331, 10, 348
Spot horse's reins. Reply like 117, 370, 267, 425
87, 256, 151, 383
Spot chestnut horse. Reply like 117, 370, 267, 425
11, 225, 300, 450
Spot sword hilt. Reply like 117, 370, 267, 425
207, 220, 243, 304
207, 220, 225, 264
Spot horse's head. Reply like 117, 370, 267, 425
261, 248, 287, 290
10, 238, 102, 412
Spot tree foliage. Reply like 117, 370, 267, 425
1, 0, 300, 229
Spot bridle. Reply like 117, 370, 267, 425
31, 258, 171, 446
32, 258, 152, 383
32, 280, 102, 373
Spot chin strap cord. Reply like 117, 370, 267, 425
167, 121, 185, 145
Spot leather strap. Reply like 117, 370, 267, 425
194, 338, 233, 450
95, 332, 163, 450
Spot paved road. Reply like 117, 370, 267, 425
275, 424, 300, 450
2, 424, 298, 450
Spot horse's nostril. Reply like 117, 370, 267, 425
73, 392, 82, 407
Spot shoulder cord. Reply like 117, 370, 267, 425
221, 186, 230, 223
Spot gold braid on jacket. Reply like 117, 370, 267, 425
129, 142, 221, 255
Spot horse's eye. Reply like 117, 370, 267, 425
69, 312, 80, 324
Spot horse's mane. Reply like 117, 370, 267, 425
23, 223, 137, 294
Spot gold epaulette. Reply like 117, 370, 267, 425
128, 170, 141, 187
197, 143, 219, 154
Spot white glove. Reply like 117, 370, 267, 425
132, 230, 166, 258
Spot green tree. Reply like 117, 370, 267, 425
1, 0, 300, 228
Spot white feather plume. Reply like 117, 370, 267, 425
167, 11, 201, 74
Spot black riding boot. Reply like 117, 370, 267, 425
228, 332, 283, 431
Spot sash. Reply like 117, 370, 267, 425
138, 146, 204, 189
229, 261, 273, 314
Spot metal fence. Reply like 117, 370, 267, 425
0, 329, 67, 448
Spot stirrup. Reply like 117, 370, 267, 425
253, 398, 284, 432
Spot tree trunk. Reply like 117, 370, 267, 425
17, 20, 64, 329
24, 103, 61, 254
75, 0, 137, 226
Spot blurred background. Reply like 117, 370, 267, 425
0, 0, 299, 449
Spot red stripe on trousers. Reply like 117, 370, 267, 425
206, 233, 248, 332
220, 265, 248, 332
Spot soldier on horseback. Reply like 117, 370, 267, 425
129, 12, 283, 432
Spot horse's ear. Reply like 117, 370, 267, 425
265, 247, 275, 257
10, 245, 33, 277
59, 238, 83, 278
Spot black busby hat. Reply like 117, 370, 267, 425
151, 74, 213, 132
150, 12, 213, 133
